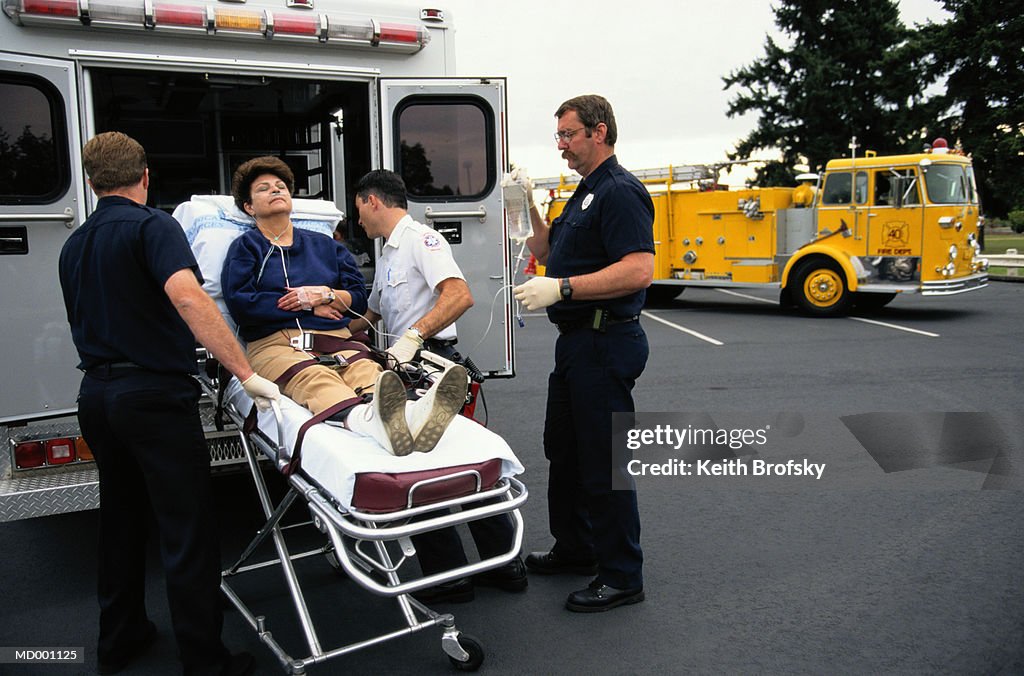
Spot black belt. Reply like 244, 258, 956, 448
424, 337, 457, 351
556, 309, 640, 334
85, 361, 143, 375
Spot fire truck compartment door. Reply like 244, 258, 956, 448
380, 78, 513, 377
0, 54, 84, 422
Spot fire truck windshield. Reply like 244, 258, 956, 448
924, 164, 969, 204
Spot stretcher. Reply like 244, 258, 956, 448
177, 196, 528, 673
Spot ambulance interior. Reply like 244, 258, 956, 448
88, 69, 375, 258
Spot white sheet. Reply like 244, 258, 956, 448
224, 379, 525, 510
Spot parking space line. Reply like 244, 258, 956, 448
847, 316, 940, 337
641, 311, 724, 346
713, 288, 939, 337
716, 289, 776, 304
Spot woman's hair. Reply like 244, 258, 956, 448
231, 156, 295, 212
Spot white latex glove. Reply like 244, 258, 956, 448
510, 165, 534, 205
241, 373, 281, 411
513, 276, 561, 311
386, 328, 424, 365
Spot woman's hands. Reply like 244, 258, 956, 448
278, 286, 340, 317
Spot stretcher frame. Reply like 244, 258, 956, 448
203, 374, 528, 674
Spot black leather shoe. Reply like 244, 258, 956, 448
411, 577, 475, 604
566, 583, 644, 613
473, 557, 528, 592
524, 550, 598, 576
96, 620, 157, 674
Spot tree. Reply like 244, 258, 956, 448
723, 0, 930, 186
915, 0, 1024, 218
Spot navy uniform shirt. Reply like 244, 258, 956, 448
544, 155, 656, 323
59, 195, 203, 373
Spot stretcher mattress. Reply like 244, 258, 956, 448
224, 379, 525, 512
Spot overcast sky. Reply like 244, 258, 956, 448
441, 0, 950, 185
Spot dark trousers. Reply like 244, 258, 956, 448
413, 339, 515, 575
78, 370, 228, 670
414, 508, 515, 575
543, 321, 648, 589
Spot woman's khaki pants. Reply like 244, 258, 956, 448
247, 328, 382, 415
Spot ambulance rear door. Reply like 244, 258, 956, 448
380, 78, 513, 377
0, 54, 84, 422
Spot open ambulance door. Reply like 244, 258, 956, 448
380, 79, 514, 377
0, 54, 84, 422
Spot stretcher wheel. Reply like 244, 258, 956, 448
448, 633, 484, 671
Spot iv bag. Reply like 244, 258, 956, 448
502, 179, 532, 242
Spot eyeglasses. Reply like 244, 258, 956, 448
553, 127, 586, 143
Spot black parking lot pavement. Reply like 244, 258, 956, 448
3, 283, 1023, 675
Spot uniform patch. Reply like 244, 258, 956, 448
582, 193, 594, 210
422, 233, 442, 250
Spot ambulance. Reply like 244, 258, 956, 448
0, 0, 516, 519
537, 143, 988, 315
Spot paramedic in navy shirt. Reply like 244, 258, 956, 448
514, 95, 655, 612
58, 132, 278, 675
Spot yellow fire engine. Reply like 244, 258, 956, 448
536, 144, 988, 316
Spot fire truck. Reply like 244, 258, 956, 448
536, 145, 988, 315
0, 0, 516, 520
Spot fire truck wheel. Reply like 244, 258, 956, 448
793, 258, 852, 317
853, 292, 897, 312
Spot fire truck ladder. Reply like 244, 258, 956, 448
533, 164, 716, 192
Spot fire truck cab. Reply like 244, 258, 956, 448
0, 0, 516, 520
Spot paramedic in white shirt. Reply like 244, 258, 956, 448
347, 168, 527, 603
347, 169, 472, 363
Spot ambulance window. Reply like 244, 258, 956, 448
393, 97, 494, 200
0, 76, 68, 204
821, 172, 852, 205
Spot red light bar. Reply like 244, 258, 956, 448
45, 437, 77, 464
378, 22, 420, 44
14, 441, 46, 469
22, 0, 78, 17
273, 12, 317, 36
7, 0, 430, 51
153, 2, 205, 27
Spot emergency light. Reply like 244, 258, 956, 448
3, 0, 432, 51
44, 437, 75, 464
12, 434, 94, 469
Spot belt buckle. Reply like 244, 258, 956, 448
313, 354, 348, 369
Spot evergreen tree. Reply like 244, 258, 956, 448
723, 0, 928, 186
916, 0, 1024, 218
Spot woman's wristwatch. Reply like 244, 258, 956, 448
324, 288, 337, 306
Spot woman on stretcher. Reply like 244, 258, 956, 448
221, 157, 466, 456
